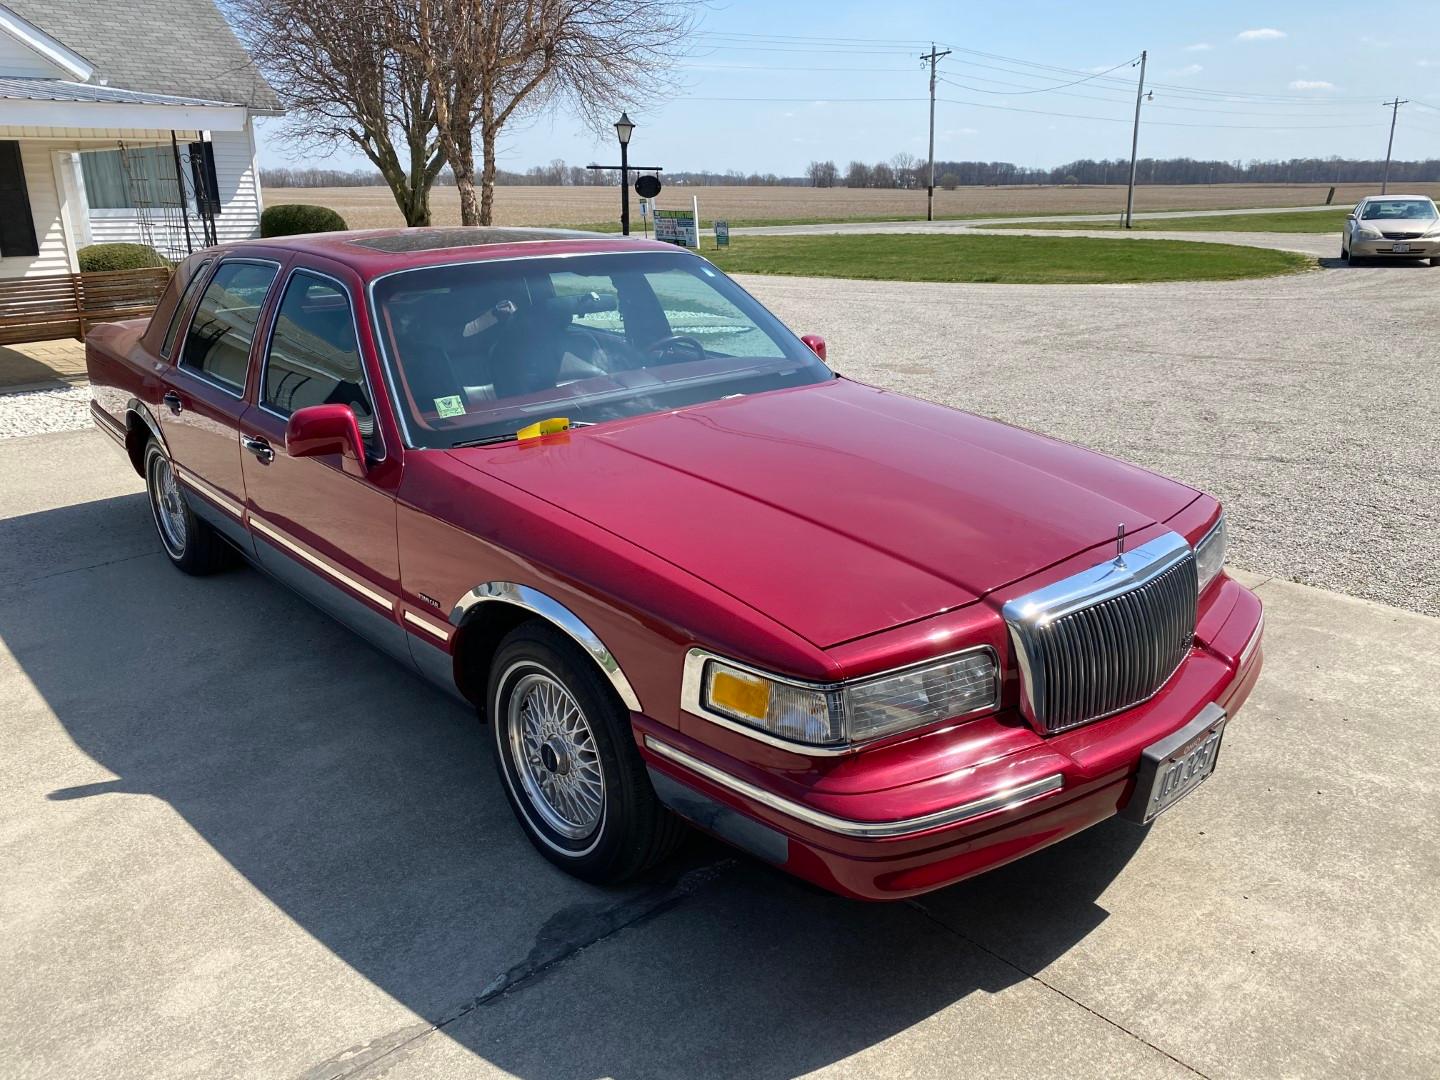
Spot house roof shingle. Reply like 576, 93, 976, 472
2, 0, 281, 113
0, 76, 235, 107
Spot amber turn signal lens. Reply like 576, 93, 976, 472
707, 667, 771, 722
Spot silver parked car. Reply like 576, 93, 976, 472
1342, 195, 1440, 265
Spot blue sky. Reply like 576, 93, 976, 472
254, 1, 1440, 176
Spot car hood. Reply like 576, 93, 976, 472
449, 379, 1199, 648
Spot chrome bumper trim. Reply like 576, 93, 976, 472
643, 734, 1064, 839
1239, 610, 1264, 669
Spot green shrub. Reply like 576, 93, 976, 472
260, 203, 348, 237
77, 243, 168, 272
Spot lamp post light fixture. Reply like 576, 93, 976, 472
615, 112, 635, 236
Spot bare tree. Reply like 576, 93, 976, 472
844, 160, 870, 188
410, 0, 692, 226
230, 0, 445, 225
806, 160, 838, 188
890, 151, 918, 189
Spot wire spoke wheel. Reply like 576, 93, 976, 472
148, 451, 187, 557
506, 670, 605, 840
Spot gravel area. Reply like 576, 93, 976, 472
740, 260, 1440, 617
0, 384, 92, 439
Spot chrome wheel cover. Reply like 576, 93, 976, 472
148, 452, 187, 557
506, 670, 605, 840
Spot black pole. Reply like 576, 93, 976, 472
169, 130, 194, 255
620, 140, 630, 236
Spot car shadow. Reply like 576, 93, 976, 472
4, 494, 1147, 1079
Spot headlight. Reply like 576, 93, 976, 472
1194, 514, 1228, 595
1354, 224, 1384, 239
699, 650, 998, 748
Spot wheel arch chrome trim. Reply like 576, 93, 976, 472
449, 581, 642, 713
644, 734, 1064, 839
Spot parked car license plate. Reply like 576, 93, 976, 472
1122, 704, 1227, 825
1393, 242, 1411, 253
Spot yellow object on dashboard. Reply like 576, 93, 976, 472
517, 417, 571, 441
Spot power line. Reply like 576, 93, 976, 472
937, 96, 1384, 131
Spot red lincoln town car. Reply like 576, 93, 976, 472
86, 227, 1264, 900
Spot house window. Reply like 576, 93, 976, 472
80, 146, 184, 210
0, 140, 39, 258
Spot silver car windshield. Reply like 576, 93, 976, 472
371, 250, 833, 448
1360, 199, 1437, 220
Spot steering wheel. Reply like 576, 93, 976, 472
645, 334, 706, 363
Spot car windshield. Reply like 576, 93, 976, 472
1360, 199, 1437, 220
370, 249, 833, 447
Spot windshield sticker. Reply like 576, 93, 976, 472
434, 395, 466, 418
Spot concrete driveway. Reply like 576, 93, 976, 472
3, 424, 1438, 1080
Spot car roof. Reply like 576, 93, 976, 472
1359, 194, 1435, 201
205, 226, 686, 277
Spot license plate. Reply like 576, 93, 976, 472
1122, 703, 1226, 825
1393, 243, 1411, 253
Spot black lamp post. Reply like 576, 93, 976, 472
615, 112, 635, 236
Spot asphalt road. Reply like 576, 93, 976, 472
740, 254, 1439, 618
3, 423, 1439, 1079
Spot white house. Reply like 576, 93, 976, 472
0, 0, 279, 279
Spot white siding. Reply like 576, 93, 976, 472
83, 127, 262, 256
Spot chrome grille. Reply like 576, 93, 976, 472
1003, 532, 1198, 734
1381, 230, 1424, 240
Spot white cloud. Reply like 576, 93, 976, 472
1237, 28, 1287, 41
1169, 64, 1204, 77
1184, 43, 1212, 52
1289, 79, 1335, 90
1420, 59, 1436, 67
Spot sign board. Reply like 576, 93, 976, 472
714, 220, 730, 247
639, 198, 650, 218
654, 208, 698, 249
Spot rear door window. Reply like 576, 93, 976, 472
177, 260, 279, 393
160, 258, 212, 359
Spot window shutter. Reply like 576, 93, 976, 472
188, 141, 221, 217
0, 141, 39, 258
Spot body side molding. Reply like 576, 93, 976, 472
450, 581, 642, 713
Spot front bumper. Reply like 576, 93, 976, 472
1350, 236, 1437, 257
638, 574, 1264, 900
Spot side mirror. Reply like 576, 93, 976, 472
286, 404, 366, 471
800, 333, 827, 362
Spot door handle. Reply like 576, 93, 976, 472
162, 391, 183, 415
241, 434, 274, 464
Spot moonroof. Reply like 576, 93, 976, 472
348, 227, 602, 253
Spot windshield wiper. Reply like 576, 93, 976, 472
450, 421, 594, 449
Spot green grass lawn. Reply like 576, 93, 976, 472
989, 209, 1349, 234
701, 234, 1311, 285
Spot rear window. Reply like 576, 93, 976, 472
371, 249, 831, 448
177, 261, 279, 393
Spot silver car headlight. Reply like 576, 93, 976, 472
696, 650, 998, 748
1354, 224, 1384, 240
1194, 514, 1228, 595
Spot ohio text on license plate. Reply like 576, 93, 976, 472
1123, 703, 1227, 825
1393, 243, 1411, 253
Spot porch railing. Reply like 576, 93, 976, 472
0, 267, 172, 346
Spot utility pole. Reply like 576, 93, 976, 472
921, 42, 952, 221
1381, 97, 1407, 194
1124, 50, 1148, 228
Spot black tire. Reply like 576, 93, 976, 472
488, 621, 683, 884
1341, 243, 1349, 262
143, 439, 232, 575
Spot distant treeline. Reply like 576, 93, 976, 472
261, 156, 1440, 189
